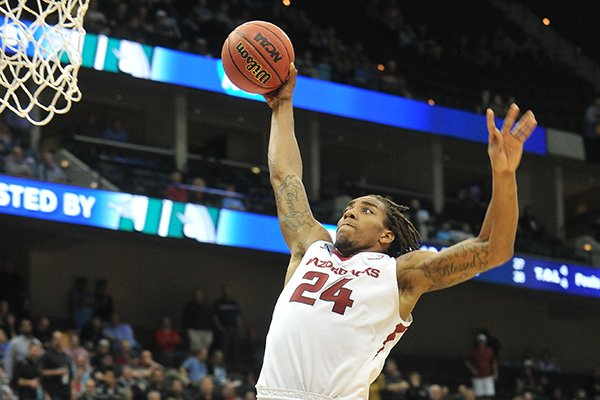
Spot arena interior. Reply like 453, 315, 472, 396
0, 1, 599, 400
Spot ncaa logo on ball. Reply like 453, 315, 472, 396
253, 32, 283, 62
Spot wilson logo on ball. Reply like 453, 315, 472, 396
253, 32, 283, 63
235, 41, 272, 84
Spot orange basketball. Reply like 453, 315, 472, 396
221, 21, 295, 94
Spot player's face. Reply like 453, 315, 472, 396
335, 196, 394, 255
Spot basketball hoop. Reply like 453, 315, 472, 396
0, 0, 90, 126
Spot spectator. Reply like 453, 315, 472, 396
91, 339, 112, 369
77, 378, 99, 400
11, 342, 43, 400
465, 334, 497, 400
180, 348, 209, 385
34, 316, 53, 347
0, 328, 9, 360
37, 150, 67, 183
154, 9, 182, 42
221, 184, 246, 211
584, 97, 600, 138
405, 371, 428, 400
0, 365, 17, 399
382, 359, 409, 400
153, 316, 183, 366
3, 319, 41, 382
102, 312, 138, 350
3, 96, 33, 146
210, 349, 228, 386
41, 331, 72, 400
96, 369, 128, 399
433, 222, 453, 245
182, 288, 214, 353
190, 177, 209, 204
103, 118, 127, 142
584, 97, 600, 162
198, 375, 221, 400
2, 313, 18, 340
147, 368, 169, 399
0, 120, 13, 156
168, 377, 192, 400
114, 339, 137, 366
93, 279, 114, 322
475, 90, 492, 114
407, 199, 432, 240
429, 384, 444, 400
380, 60, 411, 98
451, 223, 475, 243
71, 353, 92, 397
4, 145, 35, 177
166, 171, 189, 203
68, 277, 96, 330
117, 365, 139, 396
84, 1, 110, 35
0, 300, 10, 326
80, 316, 105, 349
139, 350, 163, 377
221, 382, 239, 400
213, 285, 242, 366
537, 349, 560, 373
519, 206, 545, 242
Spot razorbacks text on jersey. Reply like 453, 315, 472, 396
257, 240, 412, 400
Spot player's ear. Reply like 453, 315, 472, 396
380, 229, 394, 245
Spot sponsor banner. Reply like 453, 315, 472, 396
1, 175, 597, 298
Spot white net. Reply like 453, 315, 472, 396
0, 0, 90, 126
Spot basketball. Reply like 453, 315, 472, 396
221, 21, 295, 94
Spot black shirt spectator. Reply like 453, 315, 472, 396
41, 331, 72, 400
213, 285, 241, 365
11, 343, 43, 400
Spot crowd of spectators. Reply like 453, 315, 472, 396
0, 275, 256, 400
1, 268, 598, 400
0, 115, 68, 184
81, 0, 594, 132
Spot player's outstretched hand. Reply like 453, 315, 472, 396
263, 62, 297, 109
486, 103, 537, 174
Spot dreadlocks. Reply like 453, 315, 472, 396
370, 194, 422, 257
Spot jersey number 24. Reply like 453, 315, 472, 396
290, 271, 354, 315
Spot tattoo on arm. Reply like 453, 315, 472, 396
274, 175, 316, 232
420, 241, 490, 291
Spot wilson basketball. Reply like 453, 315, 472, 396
221, 21, 295, 94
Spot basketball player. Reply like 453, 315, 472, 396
256, 63, 537, 400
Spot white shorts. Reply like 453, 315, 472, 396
257, 387, 334, 400
472, 376, 495, 397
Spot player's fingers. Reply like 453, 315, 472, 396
518, 113, 537, 142
501, 103, 519, 135
288, 62, 298, 81
486, 108, 497, 139
512, 112, 534, 141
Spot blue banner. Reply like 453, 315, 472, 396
1, 175, 596, 298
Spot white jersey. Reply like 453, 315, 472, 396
257, 240, 412, 400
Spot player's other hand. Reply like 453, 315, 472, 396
486, 103, 537, 174
263, 62, 297, 109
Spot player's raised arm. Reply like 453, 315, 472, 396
396, 105, 537, 316
263, 63, 330, 282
